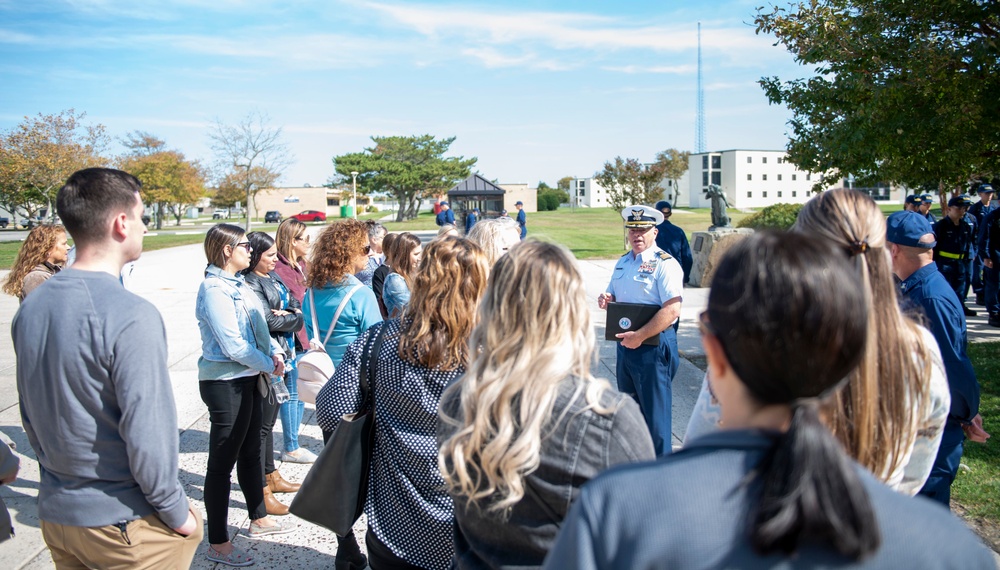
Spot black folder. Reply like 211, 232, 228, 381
605, 302, 661, 346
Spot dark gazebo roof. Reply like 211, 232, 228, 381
447, 174, 506, 197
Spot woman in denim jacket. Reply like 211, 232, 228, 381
196, 224, 295, 567
437, 241, 654, 569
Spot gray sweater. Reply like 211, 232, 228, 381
12, 268, 189, 528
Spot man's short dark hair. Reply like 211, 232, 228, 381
56, 168, 142, 244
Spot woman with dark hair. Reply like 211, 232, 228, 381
381, 232, 422, 317
2, 224, 69, 302
317, 236, 490, 570
242, 231, 304, 516
196, 224, 295, 567
273, 217, 315, 464
372, 232, 398, 318
545, 232, 993, 569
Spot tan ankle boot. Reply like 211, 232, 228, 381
266, 470, 301, 493
263, 486, 289, 516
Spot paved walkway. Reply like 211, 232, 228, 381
0, 232, 996, 568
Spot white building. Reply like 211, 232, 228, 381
570, 177, 611, 208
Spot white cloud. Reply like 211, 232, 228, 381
461, 47, 571, 71
603, 64, 696, 74
0, 28, 39, 44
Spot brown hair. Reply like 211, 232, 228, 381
794, 188, 931, 482
203, 223, 245, 268
307, 219, 368, 288
56, 168, 142, 245
384, 232, 421, 285
275, 217, 308, 268
397, 236, 489, 370
2, 224, 67, 299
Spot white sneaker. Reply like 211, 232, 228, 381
281, 448, 318, 464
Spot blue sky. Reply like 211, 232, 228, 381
0, 0, 808, 188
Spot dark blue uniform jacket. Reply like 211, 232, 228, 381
654, 221, 692, 284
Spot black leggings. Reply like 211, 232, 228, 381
200, 376, 266, 544
261, 387, 280, 475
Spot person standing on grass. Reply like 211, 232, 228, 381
515, 200, 527, 239
13, 168, 202, 569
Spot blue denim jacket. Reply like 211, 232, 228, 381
196, 265, 282, 380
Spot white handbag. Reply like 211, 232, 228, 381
297, 284, 362, 404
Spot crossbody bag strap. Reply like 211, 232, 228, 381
358, 321, 389, 409
311, 283, 364, 347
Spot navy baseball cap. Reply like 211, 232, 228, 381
979, 183, 995, 194
440, 201, 449, 206
904, 194, 923, 205
655, 200, 673, 211
515, 201, 523, 206
921, 194, 935, 202
948, 195, 973, 208
886, 211, 936, 248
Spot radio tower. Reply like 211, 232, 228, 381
695, 22, 706, 153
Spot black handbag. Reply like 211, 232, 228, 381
289, 321, 388, 536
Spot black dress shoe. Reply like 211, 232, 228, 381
976, 293, 985, 306
989, 314, 1000, 327
964, 306, 978, 317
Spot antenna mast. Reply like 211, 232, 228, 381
696, 22, 706, 153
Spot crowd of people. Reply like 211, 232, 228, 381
3, 168, 997, 569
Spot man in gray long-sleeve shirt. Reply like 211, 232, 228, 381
12, 168, 202, 569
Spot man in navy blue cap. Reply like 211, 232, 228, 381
904, 194, 923, 212
969, 182, 996, 305
514, 200, 527, 240
887, 211, 989, 507
597, 205, 684, 456
654, 200, 692, 286
933, 195, 977, 316
435, 201, 455, 227
464, 207, 479, 234
920, 194, 937, 223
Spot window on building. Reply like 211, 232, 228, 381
702, 172, 709, 186
762, 157, 768, 164
778, 191, 783, 198
747, 156, 752, 164
763, 191, 768, 198
666, 180, 673, 187
792, 191, 797, 197
711, 172, 721, 185
778, 157, 784, 164
747, 192, 752, 198
711, 155, 721, 169
777, 174, 782, 181
747, 174, 752, 181
806, 173, 811, 181
762, 174, 768, 181
702, 155, 709, 169
578, 189, 585, 197
792, 174, 797, 181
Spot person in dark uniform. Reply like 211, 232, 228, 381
903, 194, 923, 212
464, 207, 479, 234
597, 205, 684, 457
435, 201, 455, 227
933, 195, 977, 316
969, 182, 996, 305
920, 193, 937, 223
887, 211, 989, 507
514, 201, 527, 240
979, 202, 1000, 327
653, 200, 692, 285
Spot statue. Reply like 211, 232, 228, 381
705, 184, 730, 229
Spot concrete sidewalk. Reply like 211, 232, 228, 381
0, 232, 997, 568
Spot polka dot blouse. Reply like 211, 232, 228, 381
316, 319, 459, 570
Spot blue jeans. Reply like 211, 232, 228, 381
616, 327, 678, 457
985, 266, 999, 316
278, 363, 306, 453
918, 422, 965, 507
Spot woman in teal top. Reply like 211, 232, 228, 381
302, 220, 383, 367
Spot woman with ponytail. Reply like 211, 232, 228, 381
545, 232, 992, 569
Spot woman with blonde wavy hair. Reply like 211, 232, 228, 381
317, 236, 490, 570
437, 241, 654, 569
685, 188, 949, 495
3, 224, 69, 302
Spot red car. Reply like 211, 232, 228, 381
290, 210, 327, 222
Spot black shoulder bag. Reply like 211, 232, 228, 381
290, 321, 389, 536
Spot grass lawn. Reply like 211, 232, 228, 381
951, 341, 1000, 521
0, 232, 212, 270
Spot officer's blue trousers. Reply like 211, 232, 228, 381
616, 327, 678, 457
918, 422, 965, 507
936, 259, 970, 306
985, 266, 1000, 316
972, 257, 985, 296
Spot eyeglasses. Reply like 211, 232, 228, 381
294, 235, 310, 243
235, 241, 252, 252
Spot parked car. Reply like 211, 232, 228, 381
0, 217, 8, 229
142, 214, 151, 226
291, 210, 326, 222
264, 211, 282, 223
212, 208, 229, 220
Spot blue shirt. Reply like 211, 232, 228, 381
606, 247, 684, 310
436, 209, 455, 226
932, 214, 976, 259
654, 221, 693, 283
978, 206, 1000, 264
968, 199, 996, 227
898, 263, 979, 424
303, 274, 383, 367
465, 212, 478, 233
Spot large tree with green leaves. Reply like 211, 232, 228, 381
654, 149, 690, 203
756, 0, 1000, 201
119, 133, 206, 229
0, 110, 108, 221
332, 135, 476, 221
594, 157, 665, 211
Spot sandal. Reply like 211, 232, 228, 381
207, 545, 255, 567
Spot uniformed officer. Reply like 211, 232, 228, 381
920, 194, 937, 223
597, 205, 683, 457
903, 194, 923, 212
933, 195, 977, 316
465, 207, 479, 234
978, 202, 1000, 327
969, 183, 996, 305
435, 201, 455, 226
887, 211, 989, 507
654, 200, 693, 285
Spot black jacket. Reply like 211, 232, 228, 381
244, 271, 304, 357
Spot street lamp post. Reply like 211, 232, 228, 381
350, 171, 359, 220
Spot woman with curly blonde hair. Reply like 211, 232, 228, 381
437, 241, 654, 568
3, 224, 70, 302
318, 236, 490, 569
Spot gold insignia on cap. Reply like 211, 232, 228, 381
631, 208, 644, 221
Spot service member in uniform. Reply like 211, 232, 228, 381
903, 194, 923, 212
932, 195, 977, 316
978, 202, 1000, 327
654, 200, 693, 285
887, 211, 989, 507
597, 205, 684, 457
515, 200, 527, 240
435, 201, 455, 227
919, 194, 937, 223
969, 183, 996, 305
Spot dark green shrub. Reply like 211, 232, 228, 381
737, 202, 803, 230
538, 191, 560, 211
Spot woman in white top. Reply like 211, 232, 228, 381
685, 188, 949, 495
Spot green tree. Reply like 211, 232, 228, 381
654, 149, 690, 203
594, 157, 665, 211
557, 176, 574, 193
756, 0, 1000, 204
0, 109, 108, 222
332, 135, 476, 222
119, 134, 206, 229
737, 203, 804, 231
